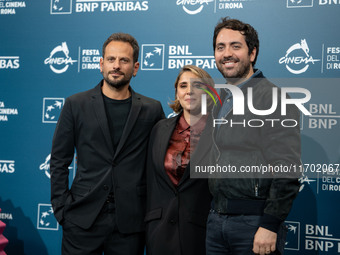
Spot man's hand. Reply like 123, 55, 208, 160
253, 227, 277, 255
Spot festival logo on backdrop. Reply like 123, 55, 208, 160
50, 0, 72, 14
287, 0, 313, 8
284, 221, 340, 252
176, 0, 213, 14
37, 204, 59, 231
176, 0, 250, 14
141, 43, 215, 71
52, 0, 149, 14
323, 45, 340, 72
44, 44, 102, 72
287, 0, 340, 8
320, 168, 340, 193
141, 44, 165, 71
0, 101, 18, 122
303, 102, 339, 130
167, 44, 215, 69
305, 224, 340, 253
279, 39, 320, 74
0, 211, 13, 221
0, 56, 20, 69
80, 48, 101, 70
285, 221, 301, 250
318, 0, 340, 6
216, 0, 248, 10
299, 173, 317, 192
76, 0, 149, 13
0, 160, 15, 174
42, 98, 64, 123
0, 0, 26, 15
39, 153, 76, 180
39, 154, 51, 179
44, 42, 77, 74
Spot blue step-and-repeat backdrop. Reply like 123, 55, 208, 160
1, 0, 340, 254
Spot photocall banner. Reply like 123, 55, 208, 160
0, 0, 339, 254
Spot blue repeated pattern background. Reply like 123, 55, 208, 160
0, 0, 340, 254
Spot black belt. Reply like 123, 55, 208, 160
213, 199, 266, 216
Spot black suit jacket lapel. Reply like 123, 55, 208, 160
155, 115, 180, 192
91, 82, 114, 154
114, 89, 142, 158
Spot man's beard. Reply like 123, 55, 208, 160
217, 57, 251, 84
103, 70, 133, 89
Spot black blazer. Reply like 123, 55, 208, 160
145, 114, 212, 255
50, 81, 164, 232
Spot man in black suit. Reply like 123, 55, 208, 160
50, 33, 164, 255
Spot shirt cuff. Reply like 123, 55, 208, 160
259, 213, 283, 233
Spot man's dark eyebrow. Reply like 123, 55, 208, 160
216, 41, 242, 46
230, 41, 242, 45
216, 42, 225, 46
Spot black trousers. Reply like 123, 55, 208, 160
61, 201, 145, 255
